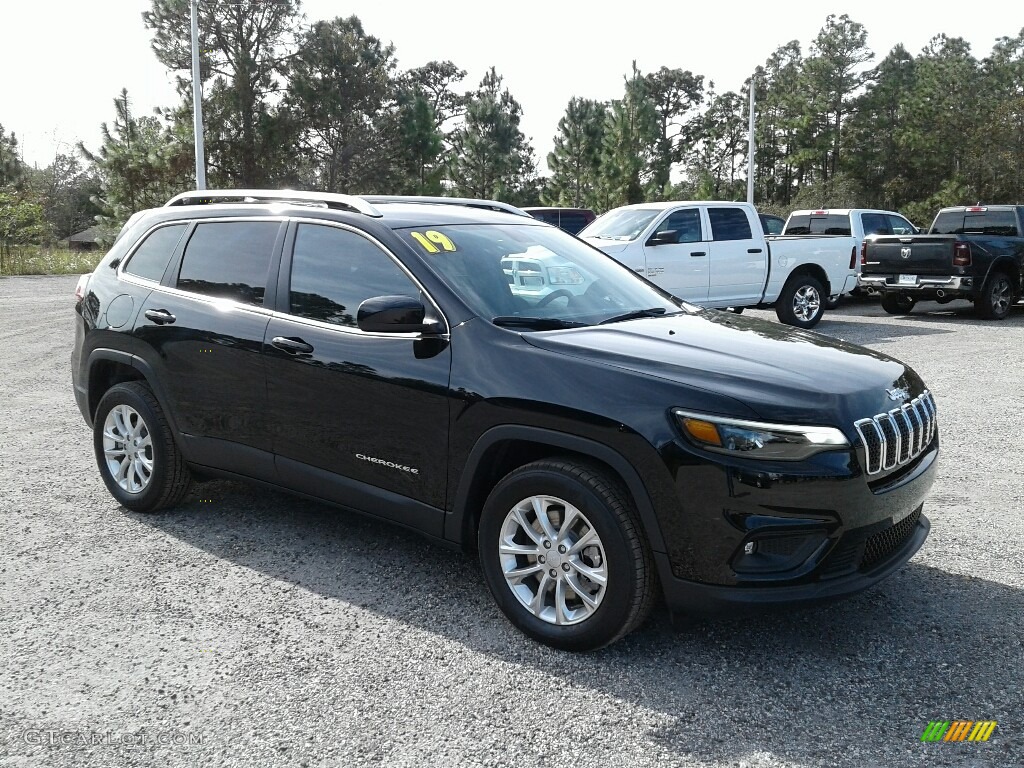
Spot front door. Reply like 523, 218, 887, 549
641, 207, 710, 302
264, 221, 452, 535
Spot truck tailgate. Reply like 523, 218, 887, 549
862, 235, 956, 275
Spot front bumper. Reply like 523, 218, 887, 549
858, 274, 975, 297
657, 511, 929, 615
650, 420, 938, 614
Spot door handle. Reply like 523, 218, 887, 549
690, 251, 706, 257
271, 336, 314, 354
747, 248, 763, 253
144, 309, 176, 325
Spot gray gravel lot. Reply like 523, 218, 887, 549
1, 275, 1022, 768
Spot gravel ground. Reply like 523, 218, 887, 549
1, 275, 1022, 768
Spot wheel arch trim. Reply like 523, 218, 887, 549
448, 425, 667, 554
86, 348, 186, 447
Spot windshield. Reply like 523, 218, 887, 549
400, 223, 686, 328
577, 208, 660, 241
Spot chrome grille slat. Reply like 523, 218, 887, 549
856, 391, 937, 476
896, 407, 913, 463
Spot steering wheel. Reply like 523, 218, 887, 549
536, 289, 575, 307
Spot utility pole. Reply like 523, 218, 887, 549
190, 0, 207, 190
746, 76, 755, 205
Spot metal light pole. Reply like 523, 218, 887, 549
190, 0, 207, 190
746, 77, 755, 205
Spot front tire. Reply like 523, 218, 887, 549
881, 293, 917, 315
93, 382, 192, 512
976, 271, 1013, 320
478, 458, 656, 651
775, 274, 825, 328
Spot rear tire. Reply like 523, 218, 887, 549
881, 293, 917, 315
477, 458, 657, 651
976, 271, 1013, 320
775, 274, 825, 328
93, 382, 192, 512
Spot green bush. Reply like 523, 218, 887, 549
0, 246, 104, 276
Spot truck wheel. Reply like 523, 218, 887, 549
775, 274, 825, 328
976, 271, 1013, 320
881, 293, 917, 315
825, 294, 842, 310
477, 458, 657, 651
93, 382, 192, 512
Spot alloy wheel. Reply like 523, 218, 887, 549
102, 404, 153, 494
792, 284, 821, 322
991, 277, 1012, 316
498, 495, 608, 625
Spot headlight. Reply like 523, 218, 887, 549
672, 409, 850, 461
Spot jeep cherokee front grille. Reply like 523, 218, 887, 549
854, 391, 936, 475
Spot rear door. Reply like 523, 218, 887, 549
263, 220, 452, 534
134, 218, 284, 475
641, 207, 710, 301
706, 206, 767, 305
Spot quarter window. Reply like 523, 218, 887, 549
124, 224, 187, 282
289, 224, 419, 328
176, 222, 278, 305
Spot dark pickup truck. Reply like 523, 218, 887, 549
859, 205, 1024, 319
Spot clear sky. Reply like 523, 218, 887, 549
3, 1, 1021, 171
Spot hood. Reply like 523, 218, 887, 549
580, 238, 630, 255
524, 310, 924, 429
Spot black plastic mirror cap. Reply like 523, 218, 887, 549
356, 295, 427, 333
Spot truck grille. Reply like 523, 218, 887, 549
854, 391, 937, 475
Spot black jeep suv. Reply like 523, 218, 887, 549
72, 190, 938, 651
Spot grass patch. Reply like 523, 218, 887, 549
0, 247, 105, 276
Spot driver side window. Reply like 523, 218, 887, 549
659, 209, 703, 243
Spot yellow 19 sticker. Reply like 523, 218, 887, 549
410, 230, 457, 253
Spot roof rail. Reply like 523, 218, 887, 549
164, 189, 382, 217
359, 195, 531, 218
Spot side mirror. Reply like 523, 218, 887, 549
647, 230, 679, 246
357, 295, 430, 333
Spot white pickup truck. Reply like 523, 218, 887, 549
782, 208, 920, 301
578, 201, 858, 328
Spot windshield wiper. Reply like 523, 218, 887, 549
491, 316, 588, 330
598, 307, 673, 324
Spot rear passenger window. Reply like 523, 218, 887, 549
124, 224, 187, 282
888, 215, 915, 235
861, 213, 891, 236
708, 208, 752, 241
559, 213, 588, 234
176, 222, 278, 305
289, 224, 418, 328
